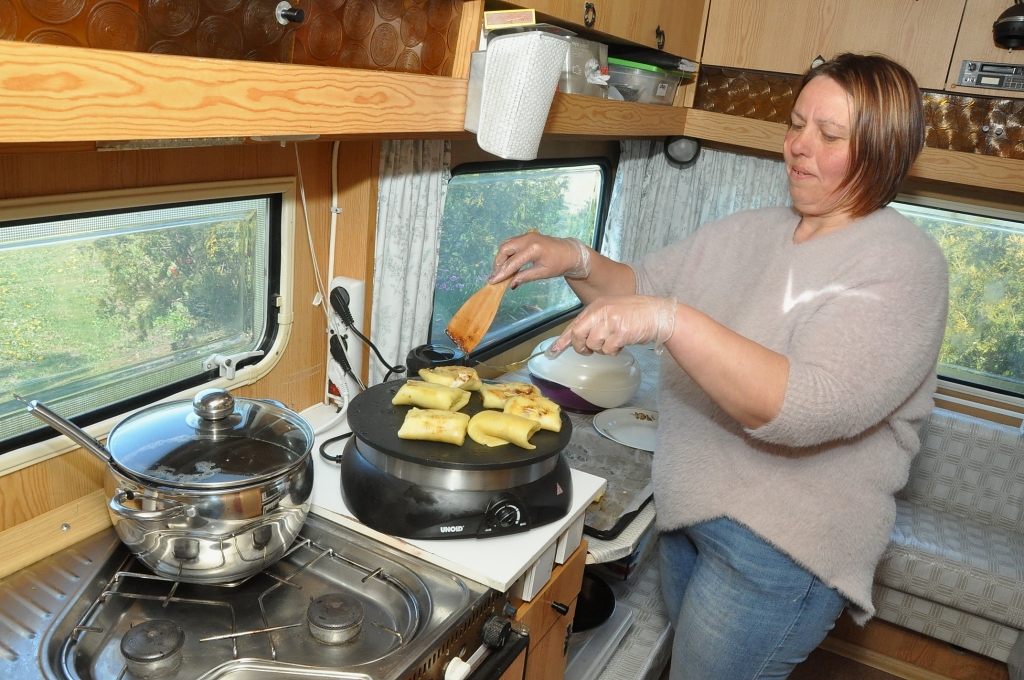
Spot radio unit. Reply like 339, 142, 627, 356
957, 60, 1024, 91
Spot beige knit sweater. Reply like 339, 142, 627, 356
633, 206, 949, 622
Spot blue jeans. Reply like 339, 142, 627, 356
659, 518, 847, 680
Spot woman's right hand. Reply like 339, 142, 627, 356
488, 232, 591, 290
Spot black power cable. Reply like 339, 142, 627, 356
329, 287, 406, 382
318, 430, 352, 463
328, 333, 360, 385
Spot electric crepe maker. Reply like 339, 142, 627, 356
527, 337, 641, 413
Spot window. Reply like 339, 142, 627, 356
429, 159, 610, 356
0, 179, 292, 453
893, 196, 1024, 398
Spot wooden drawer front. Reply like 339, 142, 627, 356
524, 598, 577, 680
514, 542, 586, 648
499, 646, 528, 680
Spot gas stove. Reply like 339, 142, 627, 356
2, 514, 498, 680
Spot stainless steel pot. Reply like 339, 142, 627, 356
16, 389, 314, 584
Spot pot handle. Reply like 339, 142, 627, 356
109, 489, 196, 521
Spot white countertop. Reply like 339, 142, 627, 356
302, 403, 606, 592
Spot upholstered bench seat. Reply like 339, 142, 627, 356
872, 407, 1024, 663
881, 501, 1024, 629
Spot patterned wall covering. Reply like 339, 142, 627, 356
694, 65, 1024, 161
0, 0, 461, 75
924, 93, 1024, 158
290, 0, 460, 73
694, 66, 798, 125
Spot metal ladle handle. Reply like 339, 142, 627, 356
13, 394, 112, 464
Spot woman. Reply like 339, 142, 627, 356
488, 54, 949, 679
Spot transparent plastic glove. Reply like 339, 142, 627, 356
489, 233, 591, 289
547, 296, 677, 358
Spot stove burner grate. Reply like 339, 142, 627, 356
63, 536, 418, 678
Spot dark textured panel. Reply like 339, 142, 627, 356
1, 0, 460, 75
694, 66, 798, 125
695, 65, 1024, 161
260, 0, 462, 75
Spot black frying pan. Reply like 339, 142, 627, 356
346, 379, 572, 471
573, 571, 616, 633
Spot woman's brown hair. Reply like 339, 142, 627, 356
798, 53, 925, 218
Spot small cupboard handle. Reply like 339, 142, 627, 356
583, 2, 596, 27
551, 601, 570, 615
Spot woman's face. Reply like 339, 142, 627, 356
784, 76, 854, 225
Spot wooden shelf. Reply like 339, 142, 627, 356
0, 41, 469, 143
683, 108, 1024, 196
546, 94, 688, 137
3, 38, 1019, 198
0, 40, 688, 145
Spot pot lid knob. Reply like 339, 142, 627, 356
193, 389, 235, 421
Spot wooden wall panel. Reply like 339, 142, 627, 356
0, 139, 378, 532
0, 449, 105, 531
451, 0, 485, 80
330, 140, 380, 380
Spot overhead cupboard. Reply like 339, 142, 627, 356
509, 0, 707, 61
700, 0, 966, 90
512, 0, 1024, 98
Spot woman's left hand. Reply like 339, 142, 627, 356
548, 296, 677, 357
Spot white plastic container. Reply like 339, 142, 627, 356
607, 57, 681, 105
527, 337, 642, 413
476, 32, 569, 160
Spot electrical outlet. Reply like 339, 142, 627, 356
326, 276, 365, 404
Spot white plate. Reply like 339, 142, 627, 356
592, 408, 659, 451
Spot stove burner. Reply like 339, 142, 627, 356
120, 619, 185, 678
306, 592, 364, 645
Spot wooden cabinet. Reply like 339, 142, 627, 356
946, 0, 1024, 95
525, 610, 575, 680
498, 645, 529, 680
634, 0, 709, 60
526, 1, 621, 36
512, 541, 587, 680
701, 0, 967, 89
519, 0, 709, 61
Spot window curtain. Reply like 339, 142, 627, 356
602, 140, 792, 264
369, 139, 451, 384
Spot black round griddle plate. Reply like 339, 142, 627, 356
347, 380, 572, 471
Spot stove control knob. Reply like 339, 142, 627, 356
481, 615, 512, 648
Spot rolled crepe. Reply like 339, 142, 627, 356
480, 382, 542, 410
418, 365, 482, 391
398, 408, 471, 446
504, 394, 562, 432
467, 410, 541, 449
392, 380, 470, 411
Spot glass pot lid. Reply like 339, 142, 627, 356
105, 389, 315, 489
